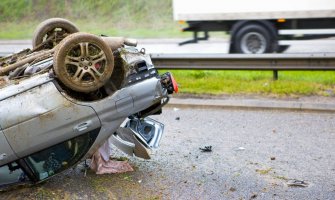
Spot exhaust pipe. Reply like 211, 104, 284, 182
101, 37, 137, 51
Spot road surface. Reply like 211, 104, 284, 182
1, 107, 334, 199
1, 38, 335, 55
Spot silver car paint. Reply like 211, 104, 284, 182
0, 47, 169, 169
0, 80, 101, 165
0, 74, 167, 167
72, 77, 167, 158
0, 73, 51, 101
0, 126, 17, 166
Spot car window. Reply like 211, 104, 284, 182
24, 129, 99, 181
0, 162, 28, 188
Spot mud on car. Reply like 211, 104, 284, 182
0, 18, 177, 190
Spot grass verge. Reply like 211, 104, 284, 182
0, 0, 192, 39
0, 20, 191, 39
160, 70, 335, 97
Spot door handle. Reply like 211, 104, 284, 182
0, 153, 7, 161
74, 120, 92, 132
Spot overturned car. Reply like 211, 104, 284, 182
0, 18, 177, 190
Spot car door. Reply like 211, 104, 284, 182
0, 81, 101, 160
0, 125, 17, 167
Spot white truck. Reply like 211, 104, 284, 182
173, 0, 335, 53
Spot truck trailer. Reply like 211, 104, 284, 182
173, 0, 335, 53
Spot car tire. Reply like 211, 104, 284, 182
53, 32, 114, 93
233, 24, 275, 54
32, 18, 79, 49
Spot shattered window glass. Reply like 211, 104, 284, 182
24, 129, 99, 181
0, 162, 27, 187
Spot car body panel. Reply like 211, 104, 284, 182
0, 50, 166, 165
0, 80, 100, 160
71, 77, 166, 158
0, 127, 17, 166
0, 73, 52, 101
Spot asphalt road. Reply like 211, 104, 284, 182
1, 107, 334, 199
0, 38, 334, 199
138, 38, 335, 54
1, 37, 335, 55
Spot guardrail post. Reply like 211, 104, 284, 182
273, 70, 278, 80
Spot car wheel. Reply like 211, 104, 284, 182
32, 18, 79, 49
53, 32, 114, 93
234, 24, 274, 54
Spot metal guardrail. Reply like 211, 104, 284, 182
2, 51, 335, 79
150, 53, 335, 79
150, 53, 335, 70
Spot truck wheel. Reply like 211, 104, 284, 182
53, 33, 114, 93
234, 24, 274, 54
33, 18, 79, 49
277, 45, 290, 53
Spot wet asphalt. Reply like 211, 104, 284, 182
142, 107, 335, 199
2, 107, 334, 199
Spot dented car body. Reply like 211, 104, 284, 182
0, 19, 177, 190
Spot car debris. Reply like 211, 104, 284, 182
199, 146, 212, 152
229, 187, 237, 192
234, 146, 246, 151
0, 18, 178, 190
286, 179, 309, 187
250, 193, 258, 199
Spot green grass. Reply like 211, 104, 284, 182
0, 20, 190, 39
161, 70, 335, 96
0, 0, 191, 39
0, 21, 36, 39
75, 20, 189, 39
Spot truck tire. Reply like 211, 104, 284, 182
233, 24, 275, 54
277, 45, 290, 53
53, 32, 114, 93
33, 18, 79, 49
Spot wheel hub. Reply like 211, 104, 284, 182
81, 59, 90, 67
241, 32, 266, 54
